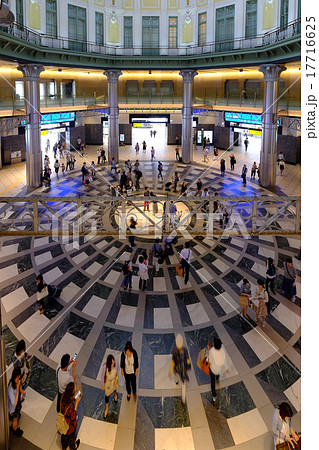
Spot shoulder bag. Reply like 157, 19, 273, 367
56, 398, 71, 434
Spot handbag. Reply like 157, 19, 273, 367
176, 264, 183, 277
196, 348, 209, 375
56, 402, 71, 434
239, 295, 249, 306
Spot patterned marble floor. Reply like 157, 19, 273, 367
0, 230, 301, 450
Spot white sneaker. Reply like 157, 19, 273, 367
291, 297, 296, 303
212, 396, 217, 402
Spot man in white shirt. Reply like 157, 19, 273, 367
208, 337, 229, 402
56, 353, 77, 412
179, 241, 192, 285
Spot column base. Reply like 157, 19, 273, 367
259, 152, 277, 188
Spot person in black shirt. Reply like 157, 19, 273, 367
195, 179, 203, 196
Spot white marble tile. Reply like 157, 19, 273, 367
18, 312, 50, 343
194, 244, 206, 255
104, 270, 121, 285
203, 237, 216, 247
287, 237, 301, 249
218, 349, 238, 380
2, 286, 29, 312
259, 235, 275, 243
271, 303, 301, 333
258, 247, 275, 260
86, 261, 102, 276
34, 237, 50, 248
115, 305, 137, 327
22, 387, 52, 424
131, 275, 140, 291
49, 332, 84, 364
118, 251, 131, 262
230, 237, 246, 248
154, 308, 173, 329
212, 259, 230, 273
0, 243, 19, 257
243, 328, 279, 361
106, 246, 118, 256
0, 263, 19, 281
153, 277, 167, 291
176, 275, 191, 289
154, 354, 178, 390
97, 349, 122, 383
223, 248, 240, 261
82, 295, 105, 318
227, 408, 268, 445
197, 267, 213, 283
155, 427, 195, 450
96, 240, 108, 250
169, 254, 179, 265
43, 267, 63, 284
252, 261, 266, 277
214, 292, 239, 315
60, 282, 81, 303
186, 303, 210, 325
284, 377, 301, 412
72, 252, 88, 264
34, 252, 52, 266
292, 257, 301, 271
77, 416, 117, 449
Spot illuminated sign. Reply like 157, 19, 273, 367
225, 112, 262, 125
21, 112, 75, 126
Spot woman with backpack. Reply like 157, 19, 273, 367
60, 382, 81, 450
122, 258, 133, 291
266, 257, 277, 295
101, 355, 118, 418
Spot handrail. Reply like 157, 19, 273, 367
0, 19, 301, 59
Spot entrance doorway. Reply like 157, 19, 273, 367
132, 122, 167, 154
41, 127, 67, 155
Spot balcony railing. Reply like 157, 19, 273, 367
0, 19, 301, 58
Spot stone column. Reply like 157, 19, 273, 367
258, 64, 286, 188
180, 70, 197, 164
104, 70, 122, 162
17, 64, 44, 188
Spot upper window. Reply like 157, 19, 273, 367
68, 4, 87, 52
245, 0, 257, 39
124, 16, 133, 48
16, 0, 24, 27
198, 12, 207, 46
95, 12, 104, 46
280, 0, 289, 28
215, 5, 235, 52
169, 17, 178, 48
46, 0, 57, 38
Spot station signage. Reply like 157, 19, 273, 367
225, 111, 262, 125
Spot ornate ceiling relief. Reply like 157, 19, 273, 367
140, 0, 161, 10
182, 10, 193, 43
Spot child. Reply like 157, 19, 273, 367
61, 163, 65, 176
91, 161, 96, 179
84, 172, 90, 191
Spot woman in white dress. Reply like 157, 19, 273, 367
272, 402, 299, 449
101, 355, 118, 418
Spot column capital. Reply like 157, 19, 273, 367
179, 69, 198, 83
104, 69, 122, 82
17, 64, 44, 81
259, 64, 286, 82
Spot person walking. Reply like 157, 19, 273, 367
251, 161, 258, 180
101, 148, 106, 164
8, 368, 24, 437
128, 217, 137, 249
179, 241, 192, 285
12, 340, 31, 393
66, 154, 71, 171
158, 161, 163, 180
135, 142, 140, 154
56, 354, 77, 413
175, 147, 180, 161
120, 170, 127, 193
142, 141, 147, 153
272, 402, 299, 449
101, 355, 118, 418
81, 162, 88, 183
266, 257, 277, 295
244, 137, 249, 151
61, 162, 65, 176
241, 164, 248, 185
208, 337, 229, 402
195, 178, 203, 196
173, 172, 179, 192
90, 161, 96, 179
230, 154, 236, 170
120, 341, 139, 401
138, 255, 148, 291
97, 149, 101, 165
180, 181, 187, 196
220, 159, 226, 177
150, 238, 164, 276
60, 382, 81, 450
53, 143, 58, 159
83, 172, 90, 192
253, 279, 269, 328
279, 159, 285, 176
134, 169, 142, 191
169, 334, 191, 404
203, 147, 208, 162
151, 147, 155, 161
122, 258, 133, 291
239, 278, 251, 319
282, 257, 297, 302
143, 186, 150, 211
169, 201, 177, 227
54, 159, 60, 178
111, 157, 117, 174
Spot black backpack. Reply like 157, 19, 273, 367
122, 261, 130, 276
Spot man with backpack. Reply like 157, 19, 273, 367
149, 238, 164, 276
122, 259, 133, 291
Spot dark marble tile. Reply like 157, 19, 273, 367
256, 356, 300, 392
84, 245, 96, 256
144, 333, 176, 355
256, 377, 297, 414
135, 398, 155, 450
106, 297, 122, 324
202, 284, 227, 318
202, 395, 235, 449
175, 291, 199, 306
191, 260, 202, 269
0, 273, 37, 298
28, 356, 58, 401
223, 315, 261, 368
237, 257, 254, 272
3, 326, 18, 366
76, 282, 112, 312
42, 258, 73, 275
213, 245, 227, 257
40, 312, 94, 356
49, 244, 64, 258
222, 270, 244, 293
69, 270, 90, 288
17, 255, 33, 274
12, 303, 39, 328
96, 253, 109, 266
185, 326, 217, 386
202, 253, 218, 266
139, 335, 155, 389
139, 396, 190, 428
202, 381, 256, 419
266, 315, 293, 341
168, 267, 179, 290
189, 266, 204, 284
175, 297, 192, 327
82, 384, 121, 424
293, 337, 301, 354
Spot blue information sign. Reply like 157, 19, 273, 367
224, 112, 262, 125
